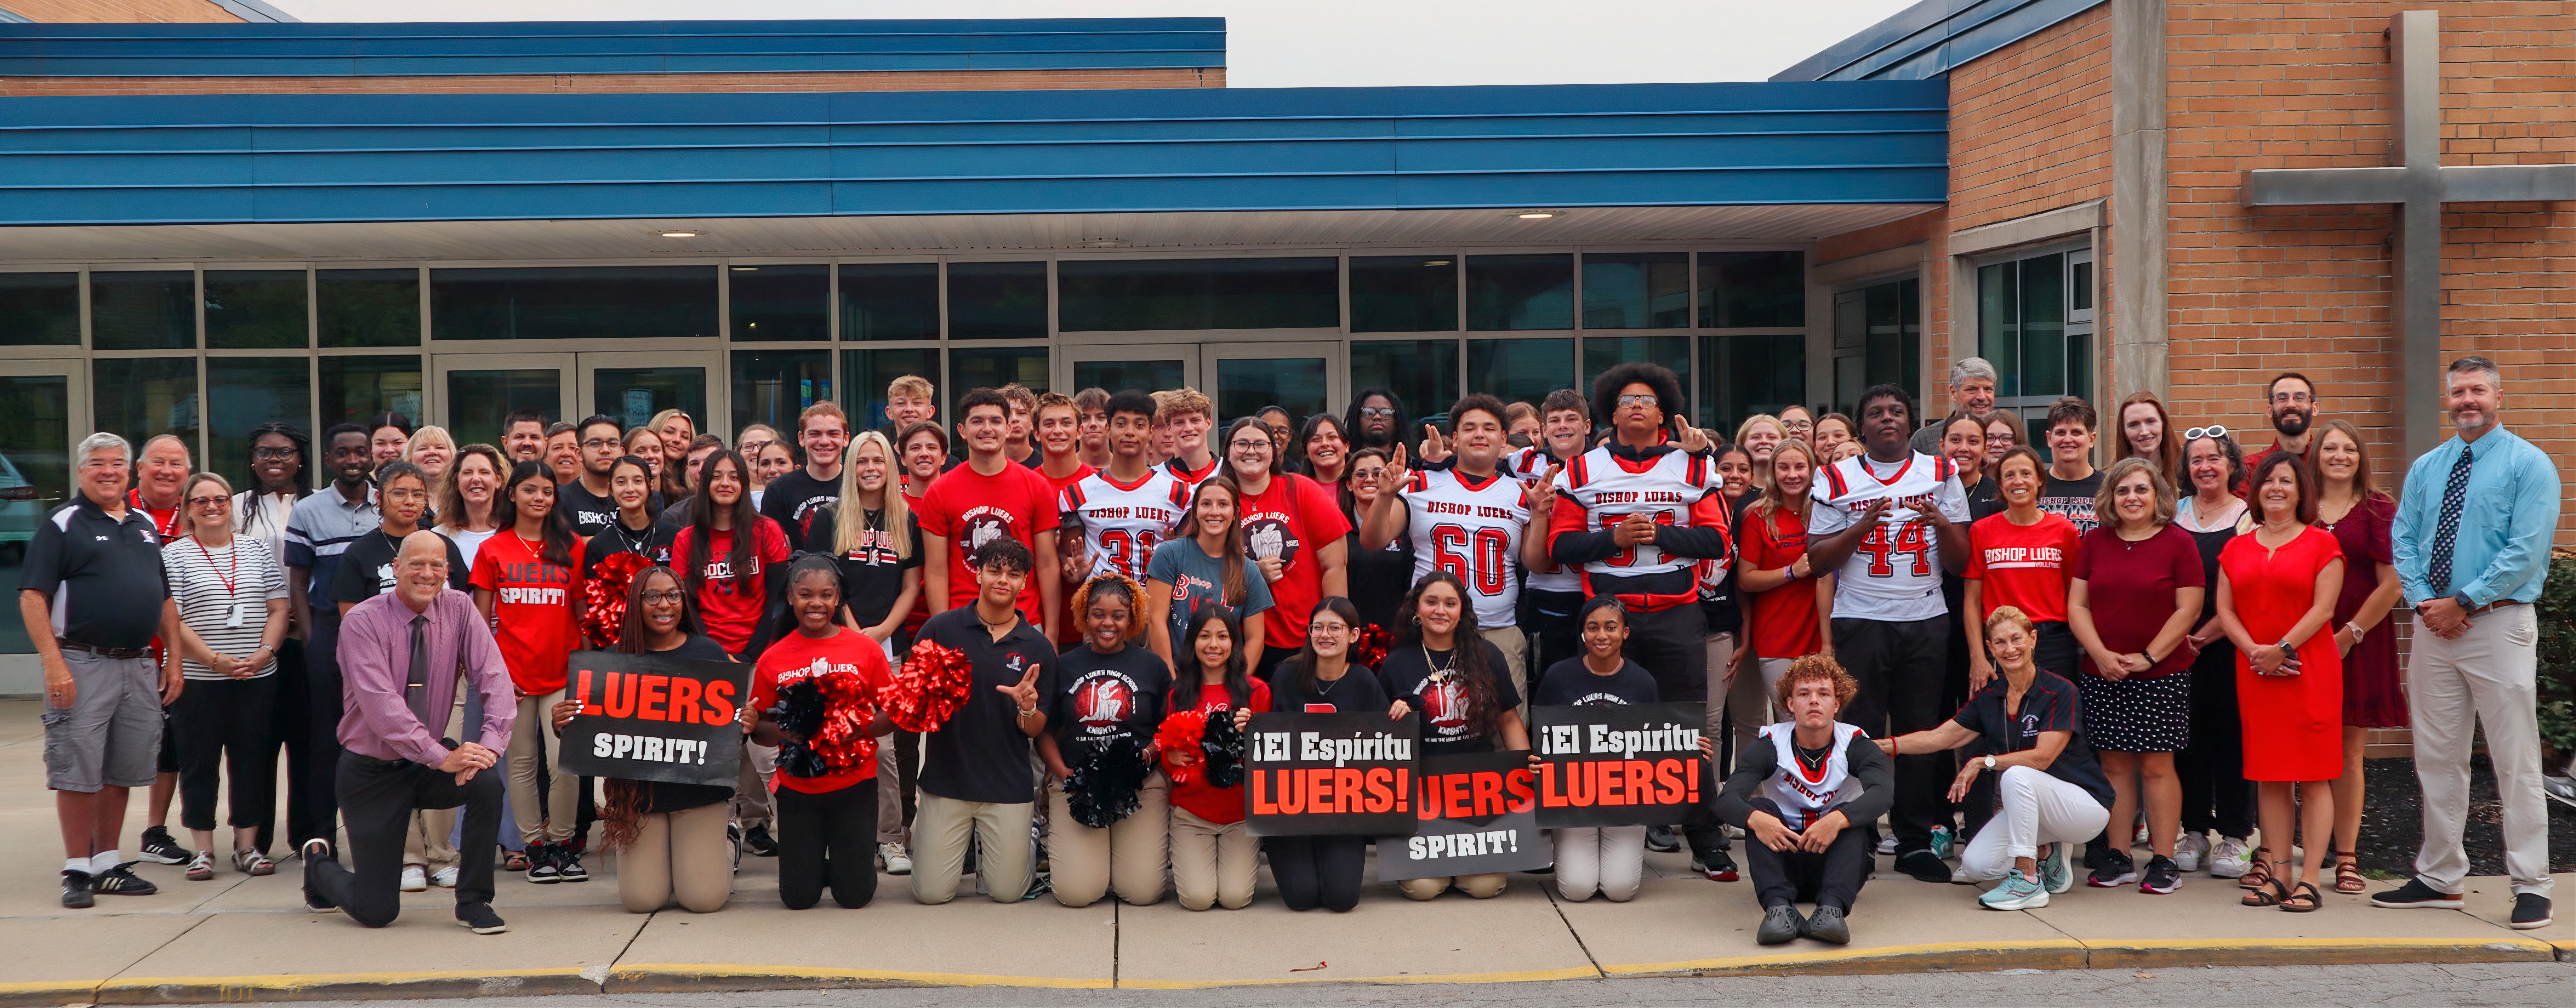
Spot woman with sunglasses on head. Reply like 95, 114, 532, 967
2307, 419, 2403, 895
2215, 453, 2345, 913
1262, 597, 1390, 913
1379, 571, 1529, 900
472, 460, 590, 884
1163, 606, 1272, 910
548, 566, 743, 913
164, 473, 290, 880
2172, 427, 2256, 878
1039, 573, 1172, 909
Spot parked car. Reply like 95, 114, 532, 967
0, 452, 50, 562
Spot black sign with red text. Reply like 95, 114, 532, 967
556, 650, 750, 788
1242, 712, 1420, 837
1529, 703, 1707, 828
1374, 751, 1554, 880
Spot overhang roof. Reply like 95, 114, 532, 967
1772, 0, 2104, 81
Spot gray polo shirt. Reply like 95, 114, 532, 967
284, 482, 377, 623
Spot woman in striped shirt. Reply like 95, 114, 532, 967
164, 472, 290, 880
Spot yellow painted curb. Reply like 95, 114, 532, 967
1603, 939, 2089, 978
607, 964, 1111, 992
0, 980, 99, 1008
92, 967, 599, 1005
2082, 936, 2560, 969
1115, 965, 1603, 989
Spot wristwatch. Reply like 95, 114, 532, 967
1982, 754, 1997, 771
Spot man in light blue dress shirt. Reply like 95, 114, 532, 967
2371, 356, 2558, 930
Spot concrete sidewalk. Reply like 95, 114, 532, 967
0, 700, 2565, 1004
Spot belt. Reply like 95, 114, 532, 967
57, 638, 149, 659
2467, 599, 2524, 616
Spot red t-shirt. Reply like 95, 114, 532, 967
1736, 505, 1821, 660
751, 628, 892, 793
916, 459, 1061, 617
1040, 462, 1096, 645
468, 531, 586, 695
2069, 524, 2207, 680
1163, 677, 1272, 825
1236, 473, 1351, 650
671, 518, 793, 655
1964, 512, 2083, 626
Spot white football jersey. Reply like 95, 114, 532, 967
1401, 468, 1529, 627
1058, 469, 1190, 583
1756, 722, 1868, 830
1505, 447, 1583, 595
1807, 451, 1970, 623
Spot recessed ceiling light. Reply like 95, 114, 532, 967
1082, 238, 1130, 248
730, 265, 759, 271
1514, 211, 1557, 220
659, 231, 699, 238
1423, 259, 1452, 267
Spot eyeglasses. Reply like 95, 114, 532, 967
1616, 394, 1659, 408
640, 590, 686, 605
1229, 440, 1272, 452
1357, 407, 1396, 418
186, 495, 228, 508
252, 447, 298, 461
2184, 425, 2229, 441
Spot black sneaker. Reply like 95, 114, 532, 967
1690, 850, 1739, 882
2369, 877, 2464, 909
61, 870, 95, 909
1896, 849, 1950, 884
2088, 850, 2137, 888
89, 862, 159, 896
2139, 855, 2182, 894
137, 826, 189, 865
2508, 894, 2551, 930
1644, 826, 1681, 853
2083, 834, 2111, 871
525, 844, 561, 884
300, 839, 337, 913
743, 824, 778, 857
1803, 904, 1851, 944
556, 846, 588, 883
455, 902, 509, 935
1756, 903, 1804, 945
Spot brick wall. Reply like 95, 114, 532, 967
0, 66, 1227, 97
2, 0, 241, 20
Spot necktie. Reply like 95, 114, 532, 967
406, 614, 441, 730
2426, 443, 2473, 597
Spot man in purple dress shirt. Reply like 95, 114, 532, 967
304, 531, 516, 934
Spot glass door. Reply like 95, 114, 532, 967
579, 350, 720, 435
0, 358, 81, 678
1059, 343, 1195, 397
1202, 341, 1341, 427
433, 352, 572, 449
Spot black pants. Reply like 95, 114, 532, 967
2177, 641, 2254, 838
777, 778, 877, 910
263, 638, 312, 855
304, 620, 346, 850
174, 674, 279, 832
1266, 834, 1366, 912
1627, 605, 1724, 852
1835, 615, 1948, 853
1523, 588, 1583, 679
1742, 798, 1872, 912
307, 748, 501, 928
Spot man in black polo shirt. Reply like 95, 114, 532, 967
19, 432, 183, 908
910, 537, 1054, 905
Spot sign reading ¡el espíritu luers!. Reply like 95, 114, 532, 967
1242, 711, 1420, 836
556, 650, 750, 788
1374, 750, 1553, 880
1529, 702, 1708, 828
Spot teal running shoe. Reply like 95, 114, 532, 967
1980, 869, 2050, 910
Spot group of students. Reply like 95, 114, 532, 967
29, 349, 2555, 939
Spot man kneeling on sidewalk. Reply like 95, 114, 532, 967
305, 531, 515, 934
1715, 654, 1891, 946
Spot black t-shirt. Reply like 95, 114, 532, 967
758, 469, 841, 547
330, 527, 471, 606
1950, 669, 2115, 809
1268, 661, 1391, 714
916, 606, 1059, 804
1345, 531, 1413, 633
1702, 494, 1752, 635
1376, 638, 1523, 753
805, 503, 925, 628
578, 519, 679, 584
2039, 470, 2105, 535
1963, 474, 2006, 521
1049, 643, 1171, 754
641, 632, 738, 813
1531, 656, 1659, 707
556, 479, 623, 539
18, 496, 171, 649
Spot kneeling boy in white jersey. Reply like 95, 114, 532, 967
1715, 654, 1892, 946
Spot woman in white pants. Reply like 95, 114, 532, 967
1529, 596, 1713, 902
1876, 606, 2117, 910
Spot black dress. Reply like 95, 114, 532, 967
2176, 509, 2251, 839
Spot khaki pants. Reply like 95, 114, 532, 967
1398, 872, 1507, 900
404, 695, 467, 869
1481, 626, 1529, 715
1169, 807, 1257, 910
2407, 606, 2552, 897
617, 801, 734, 913
506, 690, 582, 846
733, 739, 777, 829
1707, 631, 1761, 754
910, 791, 1034, 904
1045, 772, 1170, 907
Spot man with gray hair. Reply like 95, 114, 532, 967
19, 432, 184, 908
1910, 357, 1999, 455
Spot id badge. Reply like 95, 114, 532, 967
226, 602, 247, 628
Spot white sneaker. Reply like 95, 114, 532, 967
878, 842, 912, 876
400, 866, 428, 892
1876, 833, 1898, 855
2174, 832, 2208, 874
2134, 822, 2150, 847
2210, 836, 2253, 878
430, 866, 460, 888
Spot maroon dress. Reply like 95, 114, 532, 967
2323, 495, 2406, 728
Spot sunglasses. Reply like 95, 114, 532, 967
2184, 425, 2229, 441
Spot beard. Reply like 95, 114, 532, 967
2273, 408, 2312, 437
1353, 426, 1395, 448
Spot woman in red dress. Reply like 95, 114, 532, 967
2307, 419, 2404, 894
2215, 453, 2345, 913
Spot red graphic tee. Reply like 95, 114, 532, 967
468, 531, 586, 695
1234, 473, 1350, 650
671, 518, 793, 655
916, 461, 1060, 617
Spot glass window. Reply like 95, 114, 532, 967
445, 367, 558, 453
0, 273, 80, 346
947, 346, 1049, 407
947, 261, 1047, 340
207, 357, 312, 492
1350, 255, 1458, 333
318, 269, 420, 348
431, 266, 716, 341
1866, 278, 1923, 404
1700, 333, 1805, 434
1978, 263, 2018, 397
731, 350, 833, 443
1581, 253, 1689, 329
1465, 254, 1572, 331
2018, 255, 2066, 399
1698, 251, 1805, 329
203, 270, 308, 350
91, 271, 196, 351
1349, 339, 1459, 427
93, 357, 199, 457
595, 367, 708, 433
837, 263, 938, 342
1582, 337, 1691, 412
1212, 355, 1328, 429
842, 347, 942, 435
1978, 253, 2087, 404
319, 356, 424, 440
1466, 337, 1574, 412
1058, 258, 1337, 331
729, 264, 828, 342
0, 372, 70, 653
1072, 357, 1185, 397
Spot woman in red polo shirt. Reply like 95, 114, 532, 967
1964, 446, 2083, 688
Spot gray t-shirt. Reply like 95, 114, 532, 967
1144, 538, 1273, 647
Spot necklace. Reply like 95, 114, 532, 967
608, 517, 654, 556
1423, 645, 1456, 680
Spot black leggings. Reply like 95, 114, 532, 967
1265, 835, 1365, 912
776, 778, 878, 910
2176, 641, 2254, 838
174, 674, 280, 832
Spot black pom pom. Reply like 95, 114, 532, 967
769, 678, 827, 778
1065, 735, 1151, 828
1201, 712, 1246, 790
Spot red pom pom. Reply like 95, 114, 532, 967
1353, 623, 1393, 673
885, 640, 976, 733
579, 551, 651, 648
1154, 709, 1211, 784
804, 668, 879, 773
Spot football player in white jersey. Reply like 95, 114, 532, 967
1058, 390, 1188, 585
1359, 394, 1553, 699
1802, 383, 1969, 886
1508, 389, 1594, 674
1714, 655, 1891, 946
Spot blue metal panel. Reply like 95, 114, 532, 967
1771, 0, 2105, 81
0, 81, 1948, 226
0, 18, 1225, 77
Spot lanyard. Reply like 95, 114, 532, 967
192, 536, 239, 598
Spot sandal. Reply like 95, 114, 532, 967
2238, 851, 2275, 891
185, 851, 215, 882
2333, 852, 2366, 894
2279, 880, 2323, 913
2241, 873, 2290, 907
503, 850, 530, 872
232, 850, 276, 876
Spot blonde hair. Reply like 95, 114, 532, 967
1153, 387, 1213, 424
1984, 604, 2038, 641
404, 425, 456, 466
888, 374, 934, 401
1749, 439, 1820, 523
2095, 456, 2178, 530
829, 431, 913, 562
1734, 413, 1784, 449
